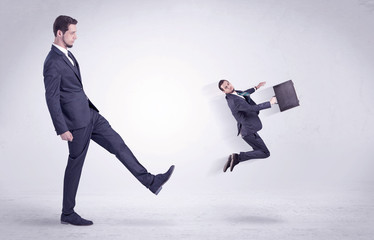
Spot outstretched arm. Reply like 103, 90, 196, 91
232, 98, 271, 112
255, 81, 266, 90
231, 96, 277, 113
243, 81, 267, 93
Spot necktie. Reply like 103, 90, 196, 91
67, 51, 75, 66
238, 91, 254, 105
238, 91, 250, 97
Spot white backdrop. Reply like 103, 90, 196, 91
0, 0, 373, 199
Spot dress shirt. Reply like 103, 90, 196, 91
52, 43, 75, 66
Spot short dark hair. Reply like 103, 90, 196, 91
218, 79, 228, 91
53, 15, 78, 37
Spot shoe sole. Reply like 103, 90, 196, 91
230, 154, 238, 172
154, 186, 162, 195
60, 221, 93, 226
223, 155, 231, 172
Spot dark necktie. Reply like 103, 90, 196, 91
67, 51, 76, 66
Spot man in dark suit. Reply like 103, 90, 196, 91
43, 15, 174, 226
218, 79, 277, 172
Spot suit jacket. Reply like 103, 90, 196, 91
225, 88, 271, 136
43, 45, 98, 135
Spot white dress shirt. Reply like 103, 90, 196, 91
52, 43, 75, 66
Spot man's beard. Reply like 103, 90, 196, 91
63, 38, 73, 48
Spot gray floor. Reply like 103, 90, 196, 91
1, 188, 373, 240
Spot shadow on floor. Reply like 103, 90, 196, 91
225, 215, 284, 224
20, 218, 60, 226
108, 218, 175, 227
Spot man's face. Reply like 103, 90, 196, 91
62, 24, 77, 48
220, 80, 235, 94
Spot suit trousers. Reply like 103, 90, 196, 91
239, 132, 270, 162
62, 108, 154, 214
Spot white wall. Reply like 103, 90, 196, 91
0, 0, 373, 198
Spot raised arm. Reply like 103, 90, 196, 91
230, 97, 271, 113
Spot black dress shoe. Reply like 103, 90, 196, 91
223, 155, 231, 172
230, 153, 239, 172
150, 165, 175, 195
61, 212, 93, 226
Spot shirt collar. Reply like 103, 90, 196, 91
230, 91, 244, 99
53, 43, 69, 56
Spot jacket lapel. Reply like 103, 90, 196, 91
67, 52, 82, 80
51, 45, 82, 84
227, 91, 247, 101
